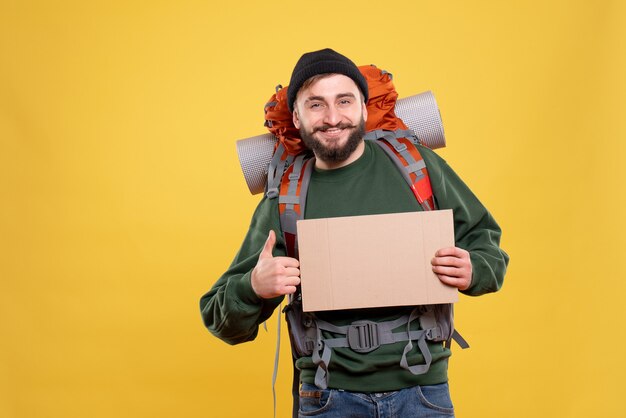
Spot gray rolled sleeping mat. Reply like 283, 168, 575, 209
236, 90, 446, 195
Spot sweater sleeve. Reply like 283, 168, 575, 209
419, 146, 509, 296
199, 196, 287, 345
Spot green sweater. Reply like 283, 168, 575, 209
200, 140, 508, 392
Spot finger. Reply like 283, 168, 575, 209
283, 266, 301, 277
259, 230, 276, 260
283, 276, 301, 287
436, 274, 468, 289
431, 256, 464, 267
435, 247, 464, 258
283, 285, 298, 295
274, 256, 300, 268
432, 265, 463, 278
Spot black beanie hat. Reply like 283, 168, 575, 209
287, 48, 368, 112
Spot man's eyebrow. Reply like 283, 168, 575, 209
304, 93, 357, 103
304, 95, 326, 103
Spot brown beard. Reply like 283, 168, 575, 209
299, 117, 366, 164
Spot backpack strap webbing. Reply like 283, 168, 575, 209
366, 132, 435, 211
274, 154, 314, 418
310, 307, 441, 389
449, 329, 470, 349
278, 154, 315, 258
266, 142, 294, 199
271, 302, 281, 418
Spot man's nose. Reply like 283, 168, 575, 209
323, 105, 342, 126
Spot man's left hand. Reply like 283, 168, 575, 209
431, 247, 472, 291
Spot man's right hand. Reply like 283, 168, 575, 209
251, 230, 301, 299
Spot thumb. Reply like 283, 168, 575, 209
259, 230, 276, 259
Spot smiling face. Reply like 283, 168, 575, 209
292, 74, 368, 169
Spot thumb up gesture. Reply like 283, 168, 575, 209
251, 230, 301, 299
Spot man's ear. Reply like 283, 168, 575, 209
362, 101, 368, 122
292, 108, 301, 129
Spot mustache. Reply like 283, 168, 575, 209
313, 122, 357, 133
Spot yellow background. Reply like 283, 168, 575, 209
1, 1, 625, 417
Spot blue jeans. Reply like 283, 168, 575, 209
298, 382, 454, 417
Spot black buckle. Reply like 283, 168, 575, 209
425, 326, 443, 341
347, 321, 380, 353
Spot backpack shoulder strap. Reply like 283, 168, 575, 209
277, 153, 315, 258
273, 154, 314, 418
368, 135, 435, 211
370, 137, 471, 350
266, 142, 295, 199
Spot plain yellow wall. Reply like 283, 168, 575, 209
1, 1, 625, 417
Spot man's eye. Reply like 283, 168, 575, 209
309, 103, 323, 109
339, 99, 352, 105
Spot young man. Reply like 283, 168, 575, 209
200, 48, 508, 417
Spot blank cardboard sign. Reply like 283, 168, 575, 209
297, 210, 458, 312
